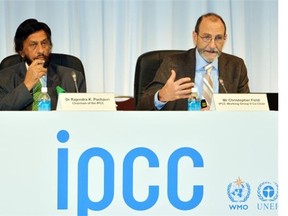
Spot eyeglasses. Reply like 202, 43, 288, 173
28, 39, 50, 50
199, 34, 226, 43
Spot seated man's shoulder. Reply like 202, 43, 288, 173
0, 62, 24, 77
220, 52, 244, 63
50, 63, 83, 77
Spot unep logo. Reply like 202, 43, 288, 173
256, 181, 278, 211
56, 129, 204, 216
257, 182, 278, 202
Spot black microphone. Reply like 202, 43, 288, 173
71, 71, 79, 93
219, 78, 228, 93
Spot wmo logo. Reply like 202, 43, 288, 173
227, 177, 250, 211
257, 181, 278, 211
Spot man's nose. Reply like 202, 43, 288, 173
36, 43, 45, 53
208, 38, 217, 48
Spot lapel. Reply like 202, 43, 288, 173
47, 63, 60, 89
17, 62, 28, 81
183, 48, 196, 81
218, 53, 232, 93
46, 63, 60, 109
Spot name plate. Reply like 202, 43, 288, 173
213, 93, 269, 111
56, 93, 117, 111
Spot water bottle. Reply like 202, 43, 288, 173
38, 87, 51, 111
188, 87, 201, 111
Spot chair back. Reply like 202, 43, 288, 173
134, 50, 185, 107
0, 53, 85, 78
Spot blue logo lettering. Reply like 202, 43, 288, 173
123, 147, 159, 210
57, 130, 70, 209
57, 130, 204, 215
78, 147, 114, 215
168, 147, 204, 210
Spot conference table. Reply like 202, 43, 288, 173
0, 111, 277, 216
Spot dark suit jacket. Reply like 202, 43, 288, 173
0, 62, 86, 110
136, 48, 250, 110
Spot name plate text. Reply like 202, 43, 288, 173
213, 93, 269, 111
56, 93, 117, 111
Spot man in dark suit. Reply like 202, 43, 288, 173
137, 13, 250, 110
0, 19, 86, 110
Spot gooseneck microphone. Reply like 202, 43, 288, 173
219, 78, 228, 93
71, 71, 79, 93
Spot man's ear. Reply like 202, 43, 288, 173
18, 51, 25, 58
192, 31, 198, 46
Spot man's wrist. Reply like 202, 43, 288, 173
154, 91, 167, 110
158, 89, 166, 102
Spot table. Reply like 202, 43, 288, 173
0, 111, 278, 216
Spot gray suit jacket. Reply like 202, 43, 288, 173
137, 48, 250, 110
0, 62, 86, 110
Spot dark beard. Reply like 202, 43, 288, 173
24, 55, 50, 67
23, 56, 32, 65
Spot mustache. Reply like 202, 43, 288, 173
204, 49, 221, 55
35, 55, 49, 68
35, 54, 48, 59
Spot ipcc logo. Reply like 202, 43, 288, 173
56, 130, 204, 216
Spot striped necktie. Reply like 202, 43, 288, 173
202, 64, 214, 105
32, 81, 42, 111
